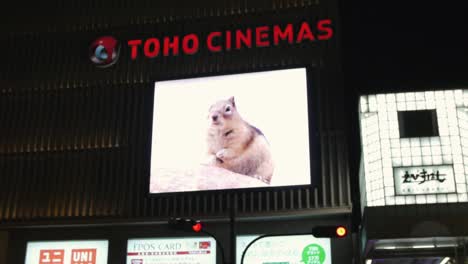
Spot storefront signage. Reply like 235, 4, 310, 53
236, 235, 331, 264
90, 19, 334, 67
127, 20, 333, 59
24, 240, 109, 264
394, 165, 456, 195
126, 237, 216, 264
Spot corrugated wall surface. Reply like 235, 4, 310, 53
0, 1, 352, 224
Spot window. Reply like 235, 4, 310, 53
398, 110, 439, 138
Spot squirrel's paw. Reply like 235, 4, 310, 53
216, 148, 230, 160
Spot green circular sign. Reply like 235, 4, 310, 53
301, 243, 326, 264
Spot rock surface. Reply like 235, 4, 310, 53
150, 165, 269, 193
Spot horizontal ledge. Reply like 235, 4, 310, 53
0, 206, 352, 230
0, 144, 122, 155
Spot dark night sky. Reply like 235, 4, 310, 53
341, 1, 468, 94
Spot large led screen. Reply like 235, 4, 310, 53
236, 234, 332, 264
150, 68, 311, 193
126, 237, 216, 264
24, 240, 109, 264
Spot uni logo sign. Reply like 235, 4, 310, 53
71, 249, 97, 264
39, 249, 65, 264
89, 36, 120, 67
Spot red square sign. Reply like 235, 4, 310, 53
39, 249, 64, 264
71, 249, 97, 264
199, 241, 211, 249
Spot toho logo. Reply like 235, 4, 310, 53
89, 36, 120, 67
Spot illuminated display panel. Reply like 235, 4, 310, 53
126, 237, 216, 264
359, 89, 468, 207
24, 240, 109, 264
236, 234, 332, 264
149, 68, 311, 194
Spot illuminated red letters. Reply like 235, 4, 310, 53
273, 24, 294, 45
163, 36, 179, 56
207, 32, 222, 52
127, 19, 334, 60
317, 19, 333, 40
128, 39, 142, 60
182, 34, 199, 55
143, 38, 160, 58
235, 29, 252, 49
255, 26, 270, 47
128, 34, 201, 59
297, 22, 315, 43
225, 31, 232, 50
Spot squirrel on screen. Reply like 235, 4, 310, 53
206, 96, 274, 184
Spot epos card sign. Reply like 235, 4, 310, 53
127, 237, 216, 264
25, 240, 108, 264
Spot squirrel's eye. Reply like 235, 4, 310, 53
225, 106, 231, 112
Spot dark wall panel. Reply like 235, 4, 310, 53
0, 231, 7, 264
0, 1, 351, 224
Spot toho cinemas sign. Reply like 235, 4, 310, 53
90, 19, 334, 67
128, 19, 333, 58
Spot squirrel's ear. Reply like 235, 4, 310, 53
229, 96, 236, 107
